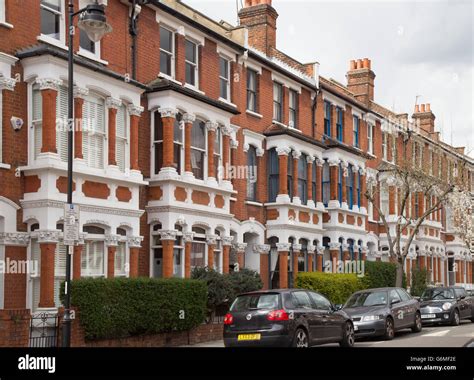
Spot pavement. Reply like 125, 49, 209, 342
184, 320, 474, 347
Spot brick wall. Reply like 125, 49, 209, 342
0, 309, 30, 347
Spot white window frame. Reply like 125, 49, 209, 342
152, 110, 162, 176
82, 93, 107, 169
367, 123, 374, 155
39, 0, 66, 47
219, 56, 231, 102
289, 89, 298, 129
382, 132, 388, 160
173, 113, 184, 175
159, 25, 175, 79
115, 240, 128, 277
273, 82, 283, 123
116, 104, 129, 172
190, 119, 207, 181
82, 237, 106, 277
173, 229, 184, 278
0, 91, 2, 165
0, 0, 13, 28
184, 38, 199, 88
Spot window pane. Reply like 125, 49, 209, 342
185, 40, 196, 62
220, 57, 228, 78
173, 114, 183, 143
42, 0, 61, 10
191, 120, 205, 149
160, 51, 171, 76
191, 150, 204, 179
185, 63, 195, 85
220, 78, 228, 99
80, 29, 95, 53
160, 27, 172, 52
41, 8, 60, 39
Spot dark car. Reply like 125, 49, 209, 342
223, 289, 354, 347
342, 287, 422, 340
419, 287, 474, 326
467, 290, 474, 298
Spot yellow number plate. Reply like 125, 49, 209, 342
237, 334, 261, 341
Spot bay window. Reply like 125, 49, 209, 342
298, 154, 307, 204
191, 119, 206, 179
82, 94, 106, 169
160, 26, 174, 77
268, 148, 279, 202
153, 111, 163, 175
82, 239, 105, 277
322, 161, 330, 207
191, 227, 206, 269
173, 113, 183, 173
219, 57, 230, 101
116, 105, 128, 172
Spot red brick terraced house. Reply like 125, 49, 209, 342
0, 0, 472, 345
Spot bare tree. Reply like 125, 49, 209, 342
365, 133, 471, 287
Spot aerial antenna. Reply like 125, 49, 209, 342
414, 95, 421, 110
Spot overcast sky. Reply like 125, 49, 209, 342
183, 0, 474, 157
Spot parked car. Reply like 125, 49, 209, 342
419, 287, 474, 325
223, 289, 354, 347
342, 287, 422, 340
467, 290, 474, 298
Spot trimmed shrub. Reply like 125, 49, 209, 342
228, 268, 263, 303
362, 261, 407, 289
191, 267, 263, 316
296, 272, 366, 305
410, 268, 428, 297
62, 277, 207, 340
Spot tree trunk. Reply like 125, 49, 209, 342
395, 258, 404, 288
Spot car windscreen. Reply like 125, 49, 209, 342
421, 288, 455, 300
345, 291, 388, 308
230, 293, 280, 312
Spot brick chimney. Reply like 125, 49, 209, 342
238, 0, 278, 55
346, 58, 376, 105
412, 103, 436, 134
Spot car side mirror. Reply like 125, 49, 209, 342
333, 304, 343, 311
459, 295, 466, 300
414, 297, 420, 302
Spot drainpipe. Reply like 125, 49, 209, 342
311, 62, 320, 139
129, 0, 144, 80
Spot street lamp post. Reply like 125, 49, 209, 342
63, 0, 111, 348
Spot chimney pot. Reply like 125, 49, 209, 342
426, 103, 431, 112
244, 0, 252, 7
363, 58, 370, 69
350, 60, 356, 70
415, 104, 420, 113
420, 104, 426, 112
356, 59, 363, 69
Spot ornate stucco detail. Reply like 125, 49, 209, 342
105, 97, 122, 109
105, 234, 120, 247
36, 78, 63, 91
37, 230, 60, 243
127, 236, 143, 248
0, 76, 16, 91
205, 121, 219, 132
276, 146, 291, 156
222, 236, 234, 246
182, 113, 196, 124
128, 104, 144, 117
292, 243, 302, 252
183, 232, 194, 243
0, 232, 30, 246
276, 243, 291, 252
253, 244, 270, 254
206, 234, 218, 245
233, 243, 247, 253
159, 230, 177, 241
73, 86, 89, 99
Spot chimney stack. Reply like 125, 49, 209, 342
412, 103, 436, 134
346, 58, 376, 106
239, 0, 278, 55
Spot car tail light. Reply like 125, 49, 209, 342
267, 309, 289, 321
224, 313, 234, 325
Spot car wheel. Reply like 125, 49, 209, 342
451, 309, 460, 326
383, 317, 395, 340
339, 321, 355, 347
411, 312, 422, 333
292, 328, 309, 348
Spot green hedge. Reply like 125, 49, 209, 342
410, 268, 428, 297
362, 261, 407, 289
296, 272, 365, 305
62, 277, 207, 340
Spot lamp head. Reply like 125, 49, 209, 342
78, 2, 112, 43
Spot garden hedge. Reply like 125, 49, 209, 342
362, 261, 407, 289
62, 277, 207, 340
296, 272, 365, 305
410, 267, 429, 296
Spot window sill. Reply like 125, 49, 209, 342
183, 83, 205, 95
37, 35, 67, 51
272, 120, 287, 128
78, 49, 108, 65
245, 200, 263, 207
158, 72, 180, 85
246, 110, 263, 119
0, 163, 11, 170
218, 97, 236, 108
0, 21, 13, 29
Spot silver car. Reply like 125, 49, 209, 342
342, 287, 422, 340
